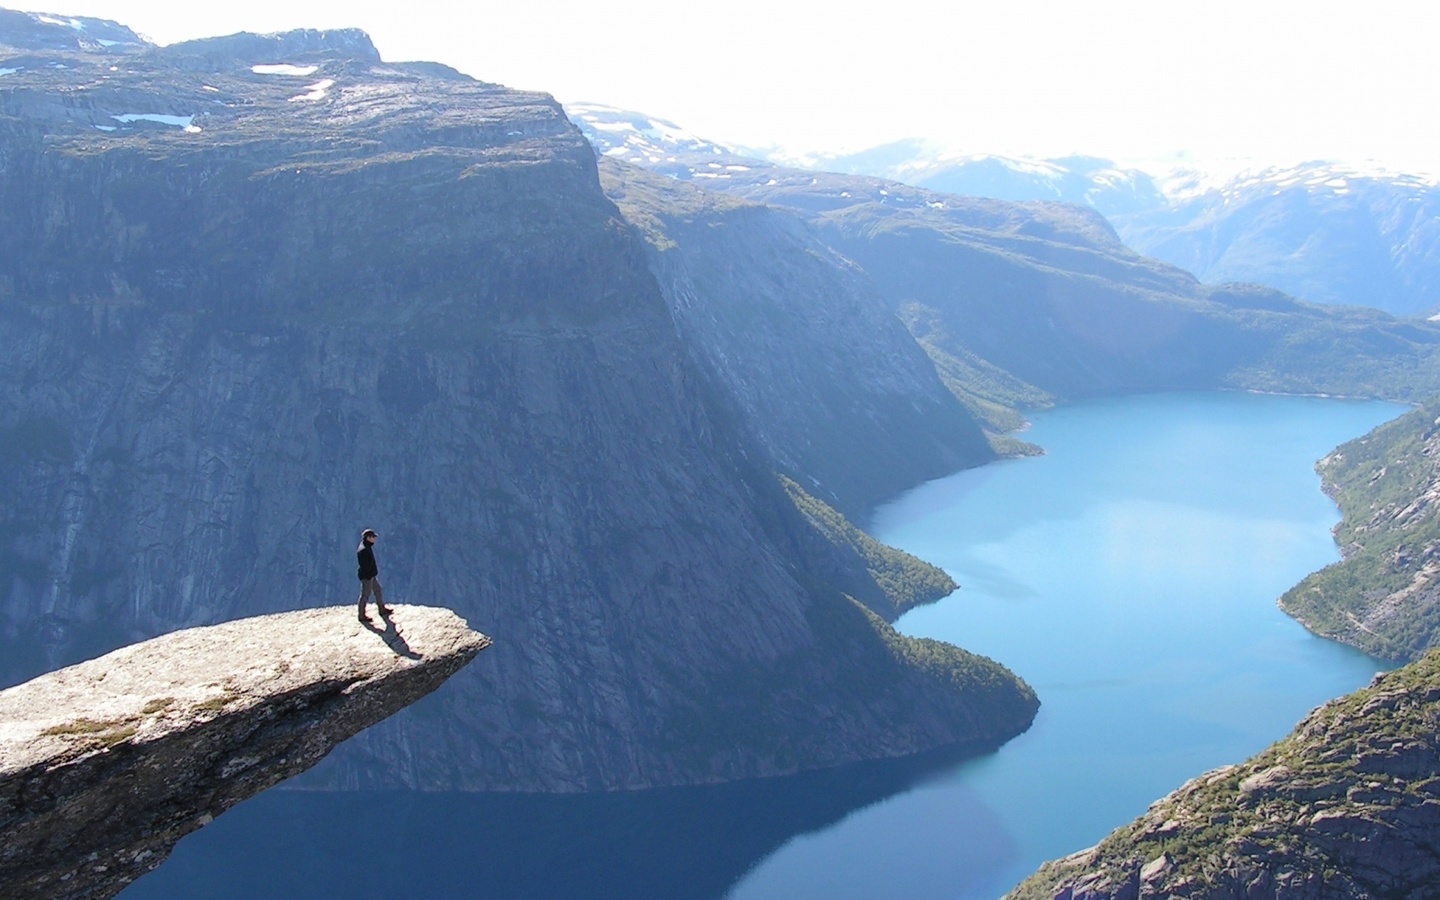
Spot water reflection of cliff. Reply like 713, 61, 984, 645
122, 743, 1008, 899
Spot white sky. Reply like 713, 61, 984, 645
43, 0, 1440, 175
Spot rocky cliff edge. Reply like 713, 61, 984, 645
1006, 650, 1440, 899
0, 604, 489, 900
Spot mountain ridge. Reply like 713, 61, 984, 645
570, 105, 1440, 317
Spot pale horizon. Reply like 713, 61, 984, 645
28, 0, 1440, 179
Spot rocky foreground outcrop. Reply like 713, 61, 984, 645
1006, 650, 1440, 900
0, 605, 489, 900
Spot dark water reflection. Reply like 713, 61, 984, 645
122, 743, 1002, 900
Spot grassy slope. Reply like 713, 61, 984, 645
779, 476, 957, 620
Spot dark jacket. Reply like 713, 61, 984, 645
357, 543, 378, 581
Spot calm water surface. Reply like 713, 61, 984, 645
126, 392, 1403, 899
731, 391, 1404, 898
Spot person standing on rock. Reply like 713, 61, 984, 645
357, 529, 393, 621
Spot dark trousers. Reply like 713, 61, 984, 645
358, 577, 385, 614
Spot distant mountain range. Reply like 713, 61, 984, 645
569, 104, 1440, 317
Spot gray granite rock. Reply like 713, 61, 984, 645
0, 604, 489, 900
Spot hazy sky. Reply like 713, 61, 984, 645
47, 0, 1440, 174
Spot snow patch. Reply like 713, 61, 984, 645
288, 78, 334, 102
0, 68, 17, 77
562, 102, 742, 159
94, 125, 115, 131
252, 64, 319, 76
96, 38, 121, 47
203, 85, 220, 92
35, 13, 84, 29
1165, 160, 1440, 204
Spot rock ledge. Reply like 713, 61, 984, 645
0, 605, 489, 900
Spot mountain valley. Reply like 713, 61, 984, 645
8, 9, 1440, 900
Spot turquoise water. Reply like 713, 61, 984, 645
730, 391, 1405, 899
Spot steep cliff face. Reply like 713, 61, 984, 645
0, 21, 1037, 791
600, 160, 995, 517
1280, 401, 1440, 661
0, 605, 489, 900
1006, 652, 1440, 900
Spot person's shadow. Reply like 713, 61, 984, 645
361, 609, 423, 660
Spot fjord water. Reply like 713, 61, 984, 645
125, 391, 1401, 899
730, 391, 1404, 899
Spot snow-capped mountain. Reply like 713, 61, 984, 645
565, 102, 764, 178
0, 7, 147, 52
778, 140, 1170, 219
794, 149, 1440, 315
567, 104, 1440, 317
1117, 162, 1440, 316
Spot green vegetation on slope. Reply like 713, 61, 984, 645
899, 301, 1051, 455
658, 589, 1039, 776
779, 475, 956, 619
1280, 400, 1440, 662
1007, 651, 1440, 899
